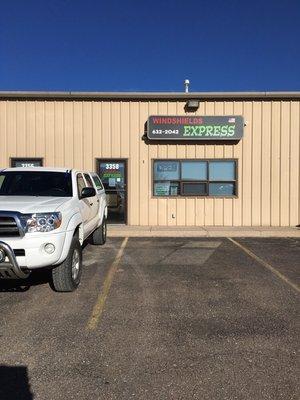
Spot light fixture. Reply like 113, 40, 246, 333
185, 100, 200, 111
44, 243, 55, 254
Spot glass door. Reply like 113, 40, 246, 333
98, 159, 127, 224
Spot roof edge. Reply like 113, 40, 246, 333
0, 91, 300, 100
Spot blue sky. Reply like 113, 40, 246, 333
0, 0, 299, 92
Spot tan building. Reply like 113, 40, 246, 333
0, 91, 299, 227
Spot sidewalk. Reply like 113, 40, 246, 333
108, 225, 300, 238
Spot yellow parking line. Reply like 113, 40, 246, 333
228, 238, 300, 294
86, 237, 129, 330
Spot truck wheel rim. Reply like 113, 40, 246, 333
72, 249, 80, 280
103, 221, 106, 238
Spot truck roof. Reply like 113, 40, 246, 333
1, 167, 72, 173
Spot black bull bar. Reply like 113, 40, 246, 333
0, 241, 30, 279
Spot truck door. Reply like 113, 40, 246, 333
83, 173, 99, 228
90, 173, 106, 218
77, 173, 91, 238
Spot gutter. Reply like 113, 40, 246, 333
0, 91, 300, 101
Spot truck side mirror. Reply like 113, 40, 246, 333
81, 187, 96, 199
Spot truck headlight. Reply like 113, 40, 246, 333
20, 213, 62, 233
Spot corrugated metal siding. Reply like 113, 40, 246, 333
0, 99, 299, 227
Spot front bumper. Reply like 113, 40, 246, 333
0, 231, 68, 273
0, 241, 30, 279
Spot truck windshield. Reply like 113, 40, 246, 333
0, 171, 73, 197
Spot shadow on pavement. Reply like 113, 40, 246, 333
0, 365, 33, 399
0, 269, 51, 292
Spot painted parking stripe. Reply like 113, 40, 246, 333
86, 237, 129, 330
228, 238, 300, 294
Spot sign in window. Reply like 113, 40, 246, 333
11, 158, 43, 168
153, 159, 237, 197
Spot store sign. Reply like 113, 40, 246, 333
99, 162, 124, 188
11, 158, 43, 167
154, 182, 170, 196
147, 115, 244, 141
157, 162, 178, 173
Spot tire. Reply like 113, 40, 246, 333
51, 237, 82, 292
91, 217, 107, 245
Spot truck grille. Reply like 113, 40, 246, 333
0, 216, 20, 237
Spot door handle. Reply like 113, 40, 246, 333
97, 199, 100, 203
89, 202, 93, 206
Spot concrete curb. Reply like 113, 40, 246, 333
108, 226, 300, 238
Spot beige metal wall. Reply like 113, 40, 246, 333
0, 99, 299, 227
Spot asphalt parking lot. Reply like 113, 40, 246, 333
0, 237, 299, 400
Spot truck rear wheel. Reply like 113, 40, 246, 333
51, 237, 82, 292
91, 217, 107, 245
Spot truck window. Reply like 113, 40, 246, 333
84, 173, 94, 188
91, 174, 104, 190
0, 171, 72, 197
77, 174, 86, 198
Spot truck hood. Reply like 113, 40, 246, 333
0, 196, 72, 214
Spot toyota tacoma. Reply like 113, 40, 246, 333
0, 167, 107, 292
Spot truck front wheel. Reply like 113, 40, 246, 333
91, 217, 107, 245
51, 236, 82, 292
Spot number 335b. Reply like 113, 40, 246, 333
105, 163, 119, 170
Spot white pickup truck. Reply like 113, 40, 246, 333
0, 167, 107, 292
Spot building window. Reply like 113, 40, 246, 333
153, 159, 237, 197
10, 158, 43, 168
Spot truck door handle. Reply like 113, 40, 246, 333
89, 202, 93, 206
97, 199, 100, 203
